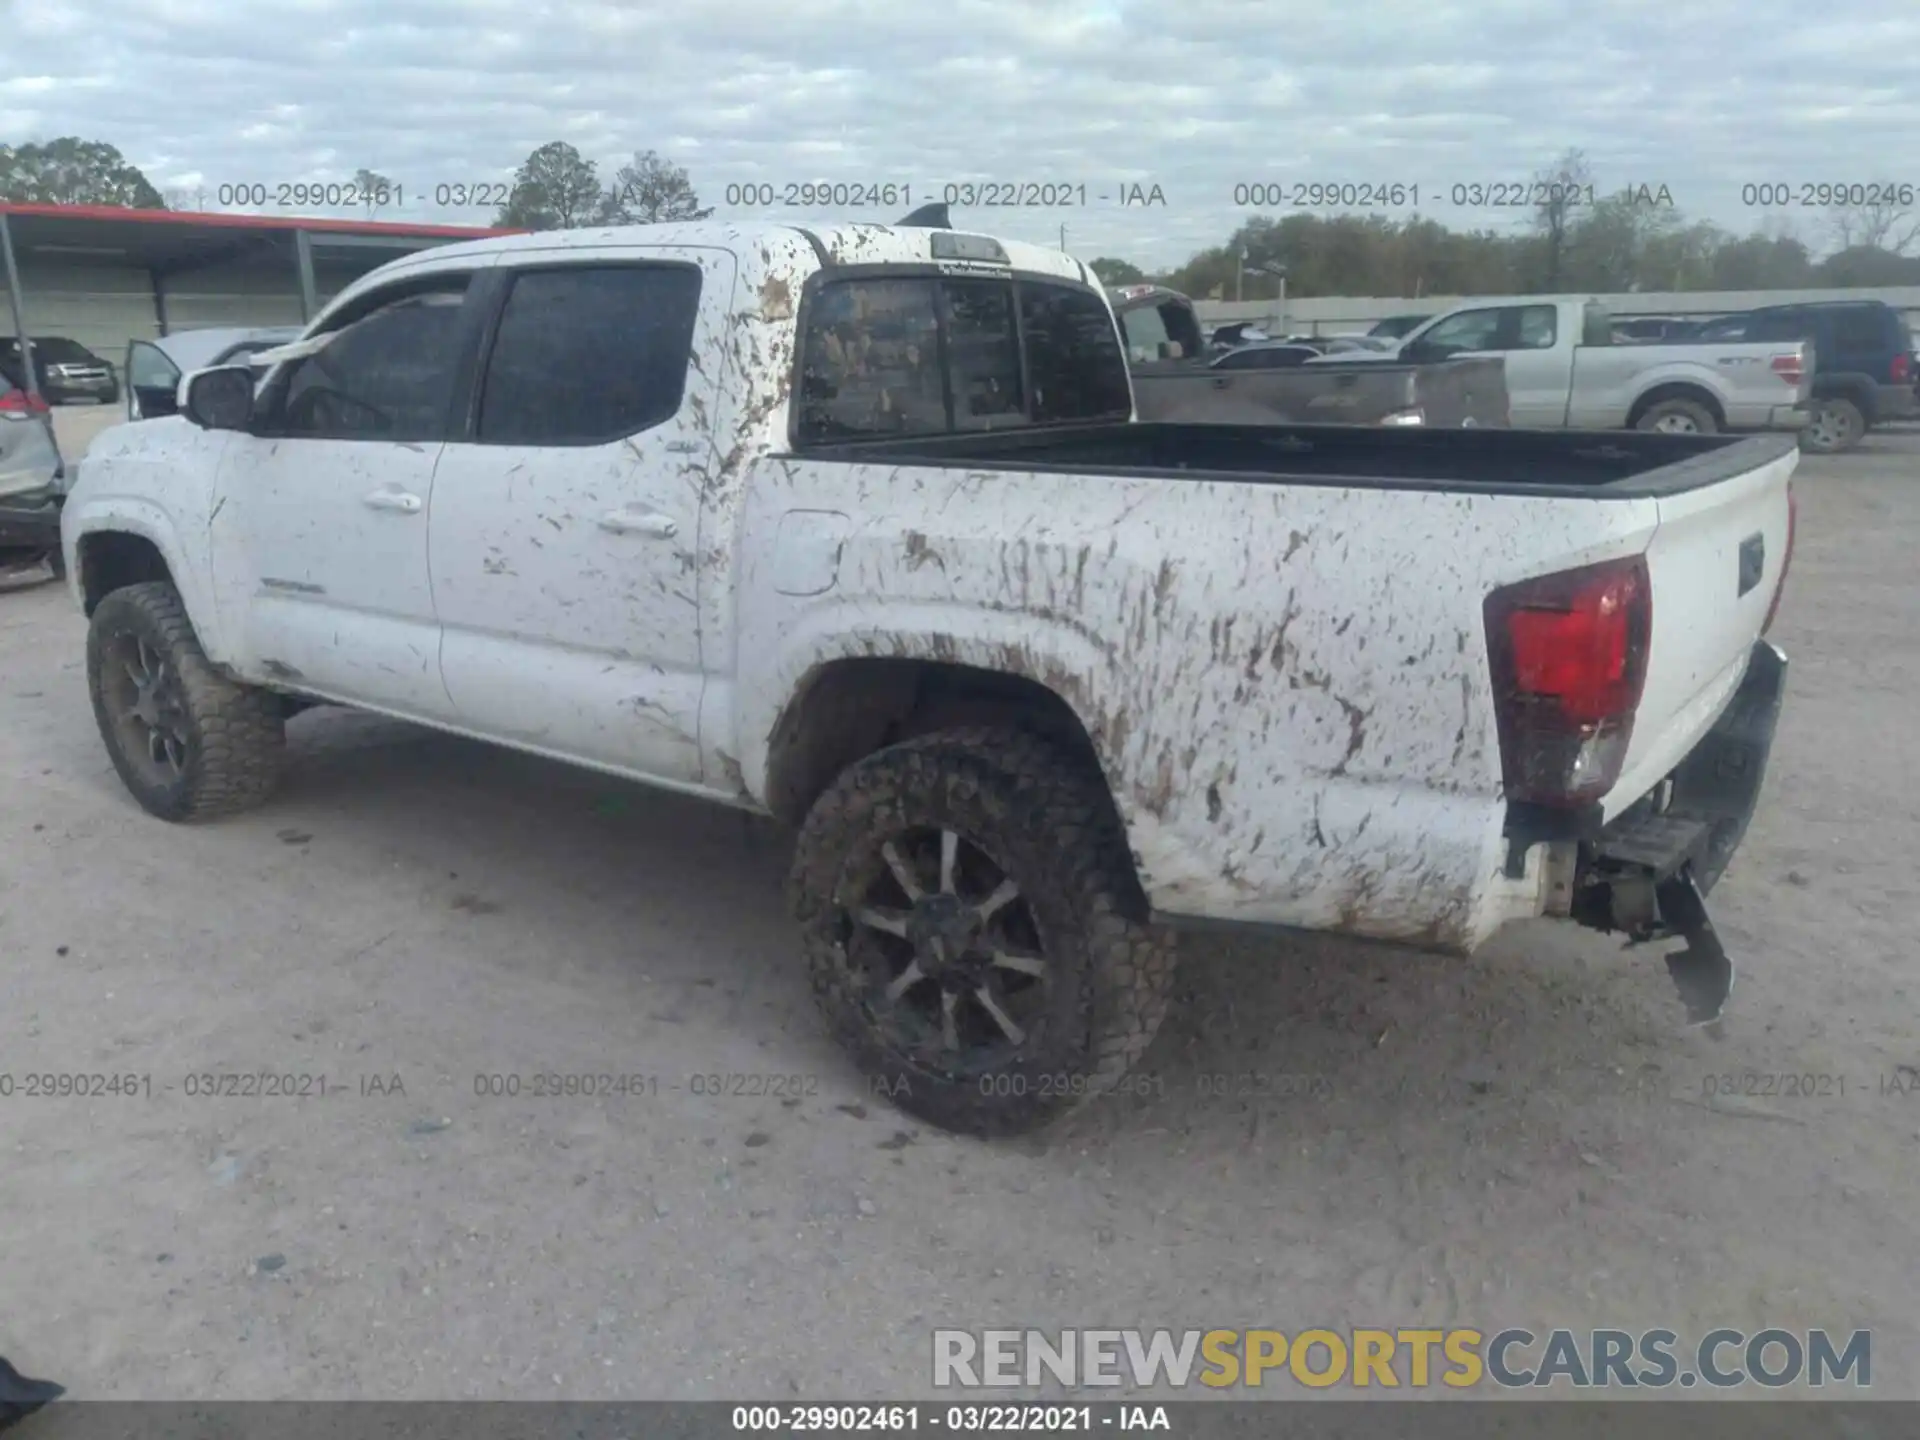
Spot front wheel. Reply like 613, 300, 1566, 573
87, 581, 286, 821
788, 727, 1177, 1136
1801, 396, 1865, 454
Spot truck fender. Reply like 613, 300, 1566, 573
65, 498, 229, 662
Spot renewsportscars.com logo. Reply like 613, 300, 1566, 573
932, 1328, 1871, 1390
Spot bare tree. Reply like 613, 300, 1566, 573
1530, 148, 1593, 290
1827, 198, 1920, 257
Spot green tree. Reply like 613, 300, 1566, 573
1087, 257, 1147, 286
494, 141, 604, 230
0, 138, 167, 207
596, 150, 711, 224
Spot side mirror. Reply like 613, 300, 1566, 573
180, 365, 254, 431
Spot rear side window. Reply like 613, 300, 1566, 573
1830, 307, 1885, 353
478, 265, 703, 444
796, 275, 1129, 444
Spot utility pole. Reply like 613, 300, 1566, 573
1060, 223, 1068, 252
1235, 247, 1246, 303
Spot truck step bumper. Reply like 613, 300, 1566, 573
1571, 640, 1787, 1028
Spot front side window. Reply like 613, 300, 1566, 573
478, 265, 703, 444
795, 274, 1129, 444
274, 277, 472, 441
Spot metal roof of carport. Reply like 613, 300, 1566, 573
0, 203, 519, 399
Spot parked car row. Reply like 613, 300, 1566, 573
1608, 301, 1916, 451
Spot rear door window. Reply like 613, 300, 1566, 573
477, 264, 704, 444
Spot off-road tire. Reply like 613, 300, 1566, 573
788, 726, 1177, 1136
86, 581, 285, 821
1634, 397, 1718, 435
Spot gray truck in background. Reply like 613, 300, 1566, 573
1108, 284, 1509, 429
1340, 296, 1814, 440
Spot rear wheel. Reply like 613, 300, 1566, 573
1801, 396, 1864, 454
788, 727, 1176, 1136
87, 581, 285, 821
1635, 397, 1718, 435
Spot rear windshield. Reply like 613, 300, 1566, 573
794, 274, 1131, 445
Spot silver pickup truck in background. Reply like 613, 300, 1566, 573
1337, 296, 1813, 439
1110, 284, 1509, 428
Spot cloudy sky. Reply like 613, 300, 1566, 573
5, 0, 1919, 268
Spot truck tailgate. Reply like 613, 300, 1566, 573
1605, 442, 1797, 819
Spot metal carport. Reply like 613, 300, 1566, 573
0, 203, 515, 404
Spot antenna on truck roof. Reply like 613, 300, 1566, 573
894, 202, 951, 229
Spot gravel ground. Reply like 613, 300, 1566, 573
2, 428, 1917, 1401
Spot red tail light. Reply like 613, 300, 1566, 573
1769, 352, 1804, 387
0, 388, 52, 419
1484, 555, 1652, 808
1892, 353, 1910, 385
1763, 482, 1795, 636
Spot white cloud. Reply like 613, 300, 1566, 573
5, 0, 1917, 265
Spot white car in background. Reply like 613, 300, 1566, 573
125, 327, 304, 421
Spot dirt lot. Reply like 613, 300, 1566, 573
3, 428, 1917, 1401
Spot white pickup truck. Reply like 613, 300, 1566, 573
60, 220, 1796, 1135
1330, 295, 1814, 438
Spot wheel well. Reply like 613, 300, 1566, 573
1810, 378, 1874, 420
77, 531, 172, 616
763, 657, 1109, 828
1627, 384, 1726, 429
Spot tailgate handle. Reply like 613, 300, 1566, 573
1738, 533, 1765, 596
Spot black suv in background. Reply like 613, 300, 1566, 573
1705, 301, 1915, 453
0, 336, 120, 405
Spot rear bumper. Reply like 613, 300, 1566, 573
1764, 404, 1811, 431
1573, 639, 1786, 919
0, 485, 65, 552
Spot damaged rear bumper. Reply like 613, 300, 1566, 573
1568, 640, 1787, 1025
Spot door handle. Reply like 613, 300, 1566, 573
598, 510, 678, 539
363, 489, 423, 513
